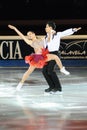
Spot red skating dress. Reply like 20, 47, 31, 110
25, 40, 49, 68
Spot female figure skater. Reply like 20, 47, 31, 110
8, 24, 70, 91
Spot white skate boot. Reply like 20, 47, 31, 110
60, 66, 70, 75
16, 82, 23, 91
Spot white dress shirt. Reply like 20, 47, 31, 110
44, 28, 74, 52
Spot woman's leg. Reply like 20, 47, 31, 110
16, 66, 35, 91
46, 54, 70, 75
46, 54, 63, 69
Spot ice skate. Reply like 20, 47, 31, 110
60, 66, 70, 75
16, 82, 23, 91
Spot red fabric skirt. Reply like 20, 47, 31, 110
25, 48, 49, 68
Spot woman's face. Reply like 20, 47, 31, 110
45, 24, 52, 33
27, 31, 35, 40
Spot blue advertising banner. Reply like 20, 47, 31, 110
60, 37, 87, 67
0, 36, 87, 67
0, 37, 34, 67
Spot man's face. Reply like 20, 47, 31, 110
45, 24, 52, 33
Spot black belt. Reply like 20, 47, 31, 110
49, 51, 58, 54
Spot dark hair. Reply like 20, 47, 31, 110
46, 21, 56, 30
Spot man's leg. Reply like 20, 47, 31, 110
42, 60, 62, 92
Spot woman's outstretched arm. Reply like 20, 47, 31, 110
8, 24, 32, 47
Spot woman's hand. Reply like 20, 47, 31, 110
8, 24, 16, 30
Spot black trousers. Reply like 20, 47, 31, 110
42, 51, 62, 91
